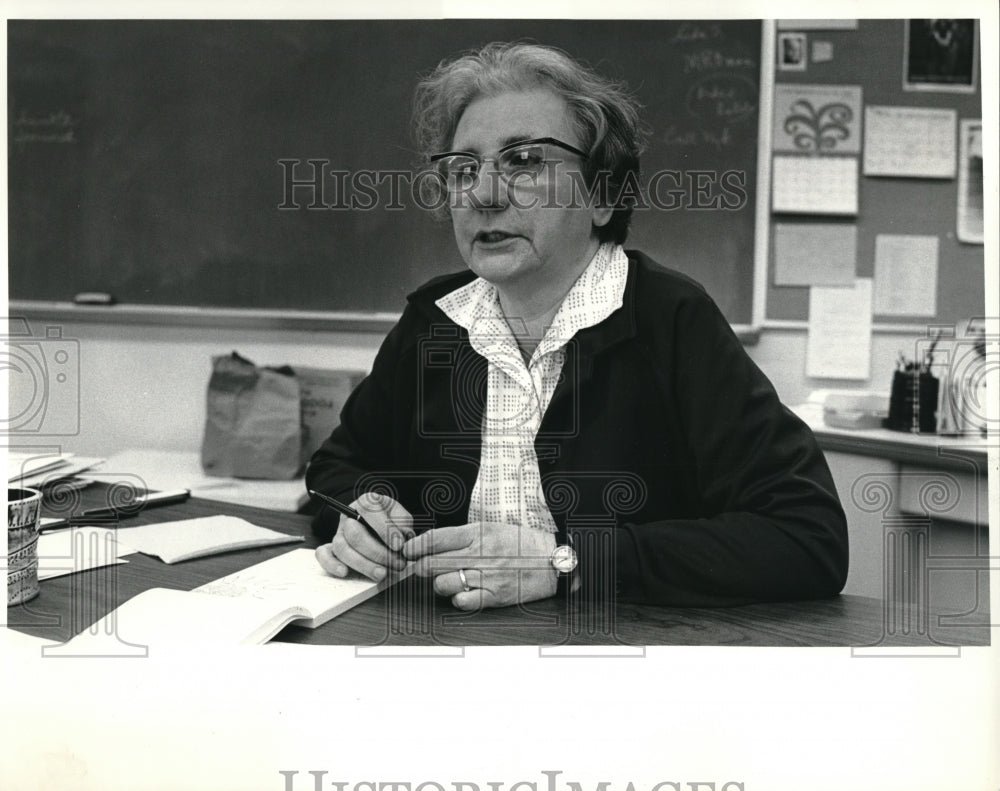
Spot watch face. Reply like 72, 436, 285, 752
551, 544, 578, 574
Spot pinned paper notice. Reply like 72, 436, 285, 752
774, 224, 856, 286
773, 84, 862, 154
873, 235, 939, 316
811, 41, 834, 63
807, 279, 873, 380
863, 106, 957, 178
957, 119, 984, 243
772, 155, 858, 215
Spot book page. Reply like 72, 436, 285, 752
63, 587, 305, 650
196, 548, 414, 627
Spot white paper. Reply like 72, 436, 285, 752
113, 515, 302, 564
6, 451, 75, 482
772, 155, 858, 215
872, 235, 939, 316
773, 84, 862, 154
774, 223, 856, 286
863, 106, 957, 178
807, 278, 873, 380
88, 449, 309, 512
11, 457, 104, 488
36, 526, 133, 580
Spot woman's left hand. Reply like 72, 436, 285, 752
402, 522, 558, 610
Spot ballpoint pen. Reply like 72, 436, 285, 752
39, 488, 192, 532
308, 489, 392, 549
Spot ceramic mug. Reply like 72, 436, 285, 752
8, 487, 43, 605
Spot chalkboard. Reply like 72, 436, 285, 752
766, 19, 984, 326
9, 19, 762, 326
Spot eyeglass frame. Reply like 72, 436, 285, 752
429, 137, 590, 187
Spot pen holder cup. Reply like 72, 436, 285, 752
884, 371, 939, 434
7, 487, 42, 605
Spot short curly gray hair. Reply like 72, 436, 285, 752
412, 41, 646, 244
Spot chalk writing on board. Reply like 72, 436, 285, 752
670, 22, 724, 43
686, 74, 757, 122
662, 126, 735, 151
682, 50, 757, 74
12, 110, 77, 144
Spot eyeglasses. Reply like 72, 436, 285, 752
430, 137, 589, 190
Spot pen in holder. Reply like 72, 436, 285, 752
885, 336, 941, 434
885, 370, 939, 433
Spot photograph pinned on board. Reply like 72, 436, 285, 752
778, 31, 807, 71
904, 19, 978, 92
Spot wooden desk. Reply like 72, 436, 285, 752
789, 408, 993, 613
7, 486, 990, 647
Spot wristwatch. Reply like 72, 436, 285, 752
550, 542, 578, 574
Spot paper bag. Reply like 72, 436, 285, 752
294, 366, 366, 467
201, 352, 303, 479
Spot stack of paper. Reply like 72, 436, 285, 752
112, 515, 303, 564
7, 451, 104, 492
36, 526, 135, 580
86, 449, 310, 512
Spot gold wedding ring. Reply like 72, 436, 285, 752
458, 568, 471, 592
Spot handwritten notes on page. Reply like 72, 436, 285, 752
872, 235, 939, 316
863, 106, 957, 178
774, 223, 856, 286
772, 155, 858, 215
807, 279, 873, 380
113, 515, 302, 564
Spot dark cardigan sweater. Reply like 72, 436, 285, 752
306, 250, 849, 607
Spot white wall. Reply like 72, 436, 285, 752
8, 313, 923, 458
8, 318, 382, 457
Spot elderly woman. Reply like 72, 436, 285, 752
308, 42, 848, 609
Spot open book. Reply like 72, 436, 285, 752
64, 549, 414, 648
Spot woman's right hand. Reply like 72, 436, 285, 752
314, 492, 415, 581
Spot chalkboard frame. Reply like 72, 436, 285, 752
8, 19, 775, 341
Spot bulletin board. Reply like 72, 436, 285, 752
765, 19, 984, 327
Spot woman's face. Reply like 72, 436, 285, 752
446, 88, 611, 293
